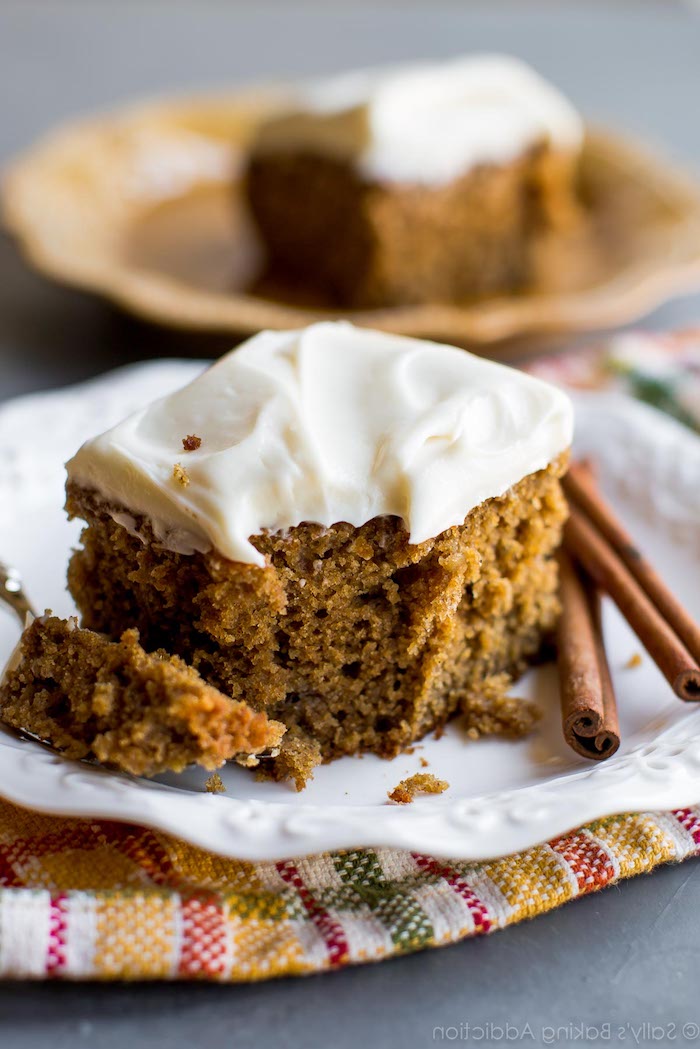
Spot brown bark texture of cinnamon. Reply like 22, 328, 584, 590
564, 461, 700, 665
564, 501, 700, 702
556, 550, 620, 761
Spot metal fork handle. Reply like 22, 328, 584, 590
0, 563, 37, 625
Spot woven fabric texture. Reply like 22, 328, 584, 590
0, 799, 698, 980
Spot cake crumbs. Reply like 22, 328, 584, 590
388, 773, 449, 804
205, 772, 226, 794
182, 434, 202, 452
172, 463, 190, 487
625, 652, 643, 669
419, 756, 429, 768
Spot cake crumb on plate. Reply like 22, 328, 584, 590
388, 773, 449, 804
205, 772, 226, 794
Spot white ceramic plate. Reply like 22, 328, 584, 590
0, 362, 698, 861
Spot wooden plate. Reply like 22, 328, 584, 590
4, 85, 700, 354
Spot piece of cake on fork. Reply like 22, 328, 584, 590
244, 54, 583, 307
0, 615, 285, 777
65, 321, 573, 788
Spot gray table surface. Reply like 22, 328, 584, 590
1, 3, 700, 1046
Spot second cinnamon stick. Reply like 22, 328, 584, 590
565, 506, 700, 702
564, 461, 700, 665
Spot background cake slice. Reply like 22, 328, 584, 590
244, 54, 584, 307
0, 616, 285, 777
65, 322, 573, 788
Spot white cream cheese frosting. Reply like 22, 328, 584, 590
257, 54, 584, 185
66, 322, 573, 568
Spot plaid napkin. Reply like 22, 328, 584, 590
0, 798, 698, 980
1, 329, 699, 981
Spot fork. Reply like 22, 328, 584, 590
0, 562, 36, 625
0, 561, 74, 755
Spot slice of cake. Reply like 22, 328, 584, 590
65, 321, 573, 788
0, 615, 284, 777
244, 54, 583, 307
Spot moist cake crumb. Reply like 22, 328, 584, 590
205, 772, 226, 793
257, 730, 322, 791
419, 756, 429, 768
0, 616, 284, 777
625, 652, 643, 669
388, 773, 449, 804
182, 435, 202, 452
461, 678, 541, 739
172, 463, 190, 487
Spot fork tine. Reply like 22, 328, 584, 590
0, 563, 36, 625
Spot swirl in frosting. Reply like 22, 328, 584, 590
67, 322, 573, 566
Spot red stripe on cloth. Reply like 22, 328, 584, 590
177, 896, 228, 979
276, 861, 349, 967
673, 809, 700, 848
412, 855, 492, 934
92, 822, 176, 887
0, 825, 99, 886
46, 894, 68, 976
0, 822, 177, 889
550, 832, 615, 892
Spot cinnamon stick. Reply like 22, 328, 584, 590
564, 461, 700, 666
556, 551, 620, 760
564, 505, 700, 701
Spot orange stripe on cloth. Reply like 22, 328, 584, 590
549, 831, 616, 892
177, 896, 229, 979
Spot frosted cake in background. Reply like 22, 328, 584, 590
245, 55, 584, 307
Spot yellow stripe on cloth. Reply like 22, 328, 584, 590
0, 799, 696, 980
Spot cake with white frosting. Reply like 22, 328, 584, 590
65, 322, 573, 788
245, 54, 584, 307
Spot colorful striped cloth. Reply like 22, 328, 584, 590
0, 798, 698, 980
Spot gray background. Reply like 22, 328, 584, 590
1, 3, 700, 1046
